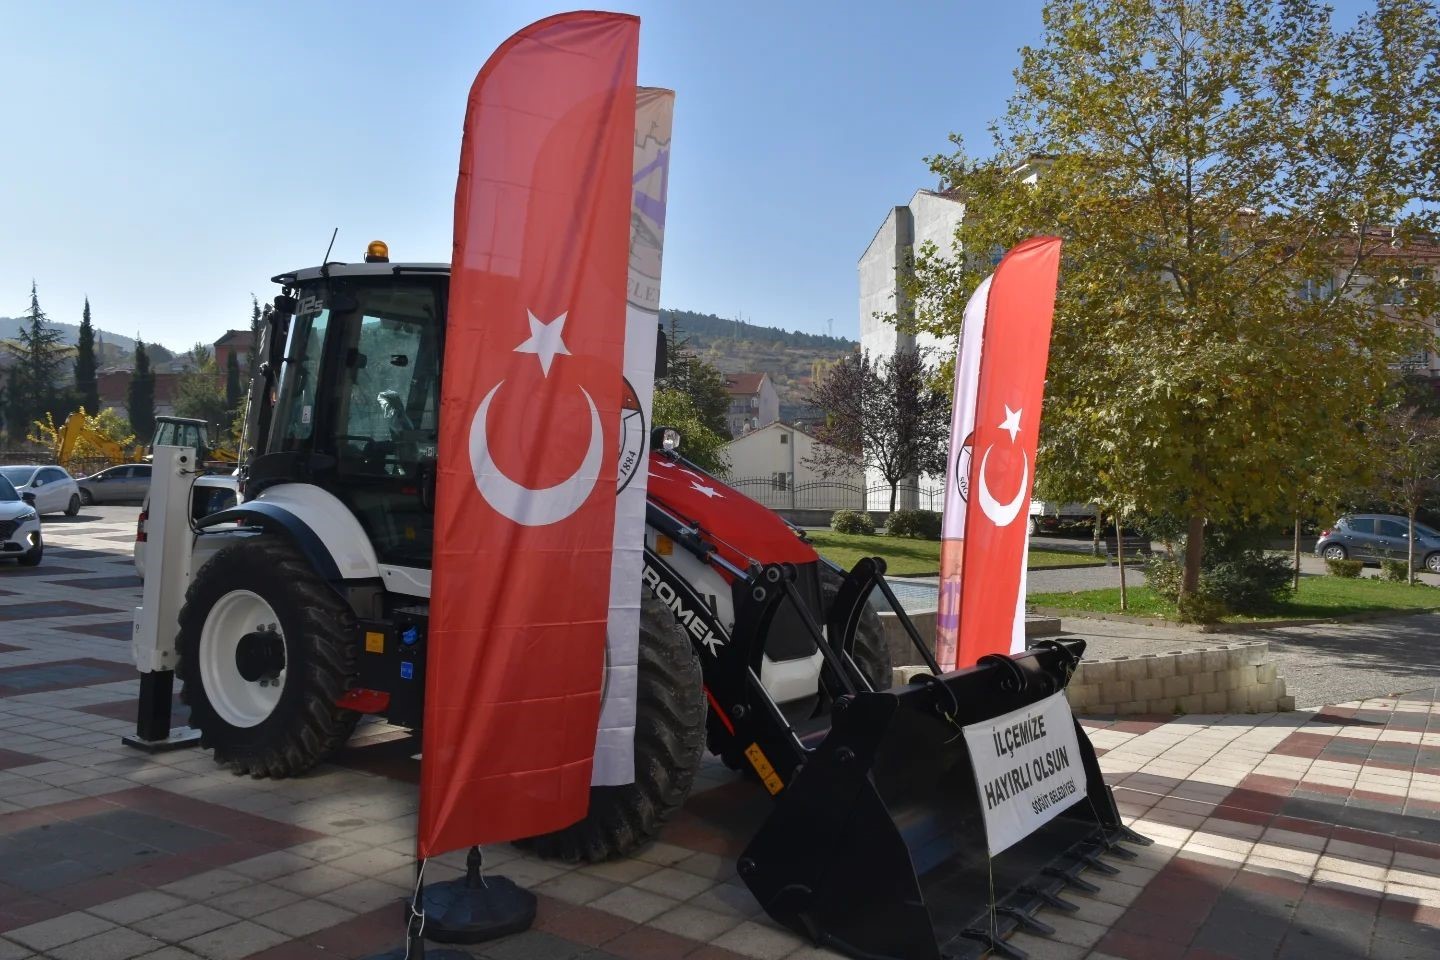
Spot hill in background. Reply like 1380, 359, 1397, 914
0, 316, 176, 368
660, 308, 856, 421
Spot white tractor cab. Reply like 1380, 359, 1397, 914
137, 248, 1130, 959
140, 250, 881, 839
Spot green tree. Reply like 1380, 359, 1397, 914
805, 347, 949, 513
129, 340, 156, 442
2, 367, 22, 443
249, 295, 266, 380
905, 0, 1440, 598
659, 314, 731, 436
173, 343, 230, 429
1370, 406, 1440, 583
652, 388, 730, 475
4, 282, 72, 432
75, 297, 100, 414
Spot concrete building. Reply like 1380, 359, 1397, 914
723, 372, 780, 437
857, 189, 962, 508
722, 421, 864, 510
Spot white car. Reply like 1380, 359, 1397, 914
0, 465, 81, 517
0, 475, 43, 565
134, 473, 240, 578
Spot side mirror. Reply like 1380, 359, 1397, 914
21, 492, 35, 505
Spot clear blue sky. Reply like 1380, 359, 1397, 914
0, 1, 1369, 350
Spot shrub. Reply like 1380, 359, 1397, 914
886, 509, 942, 540
1177, 592, 1227, 624
1381, 558, 1409, 582
1144, 553, 1183, 603
1326, 558, 1363, 578
1147, 550, 1292, 614
831, 510, 875, 535
1202, 553, 1294, 614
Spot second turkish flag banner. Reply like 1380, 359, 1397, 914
420, 12, 639, 858
937, 236, 1062, 670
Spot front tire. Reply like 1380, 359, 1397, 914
820, 566, 894, 691
1427, 553, 1440, 575
18, 536, 42, 567
518, 597, 705, 862
80, 489, 95, 506
65, 494, 80, 517
1321, 544, 1348, 561
177, 536, 360, 777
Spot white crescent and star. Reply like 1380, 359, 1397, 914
976, 404, 1029, 528
469, 309, 603, 527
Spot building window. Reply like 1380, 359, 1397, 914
772, 472, 790, 490
1299, 276, 1334, 302
779, 433, 789, 445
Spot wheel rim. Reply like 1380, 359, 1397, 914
1323, 547, 1344, 560
1429, 555, 1440, 574
199, 590, 287, 728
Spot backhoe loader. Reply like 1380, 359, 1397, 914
136, 247, 1143, 960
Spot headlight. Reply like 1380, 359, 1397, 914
16, 510, 37, 522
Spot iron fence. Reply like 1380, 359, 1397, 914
0, 449, 109, 478
725, 477, 945, 514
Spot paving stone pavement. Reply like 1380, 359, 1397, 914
0, 507, 1437, 959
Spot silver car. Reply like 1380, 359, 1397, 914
0, 465, 81, 517
77, 464, 152, 505
0, 475, 43, 565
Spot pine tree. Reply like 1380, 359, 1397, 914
75, 297, 100, 413
248, 295, 271, 381
2, 367, 22, 443
129, 339, 156, 442
225, 351, 242, 417
4, 282, 70, 431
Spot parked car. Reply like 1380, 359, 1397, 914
134, 473, 240, 578
1315, 514, 1440, 573
0, 475, 43, 565
0, 465, 81, 517
77, 463, 152, 505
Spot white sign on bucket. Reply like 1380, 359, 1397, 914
962, 692, 1088, 856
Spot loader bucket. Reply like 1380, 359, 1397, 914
738, 639, 1146, 960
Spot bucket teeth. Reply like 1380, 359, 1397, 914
1075, 850, 1121, 875
996, 906, 1055, 937
1042, 866, 1101, 894
958, 929, 1029, 960
1099, 841, 1139, 860
1017, 885, 1080, 913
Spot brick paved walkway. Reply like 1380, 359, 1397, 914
1, 508, 1437, 959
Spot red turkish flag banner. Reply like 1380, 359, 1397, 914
955, 236, 1062, 667
419, 12, 639, 858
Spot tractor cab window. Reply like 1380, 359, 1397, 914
332, 284, 441, 478
272, 301, 331, 450
328, 280, 442, 568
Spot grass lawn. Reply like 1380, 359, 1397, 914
806, 530, 1104, 576
1030, 575, 1440, 623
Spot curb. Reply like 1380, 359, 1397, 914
1028, 605, 1440, 632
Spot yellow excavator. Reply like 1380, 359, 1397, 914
56, 413, 237, 470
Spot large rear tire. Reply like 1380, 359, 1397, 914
177, 536, 360, 777
820, 566, 893, 691
518, 597, 705, 862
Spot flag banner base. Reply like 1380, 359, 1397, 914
362, 945, 470, 960
419, 848, 537, 945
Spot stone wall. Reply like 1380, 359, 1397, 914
1063, 641, 1294, 715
